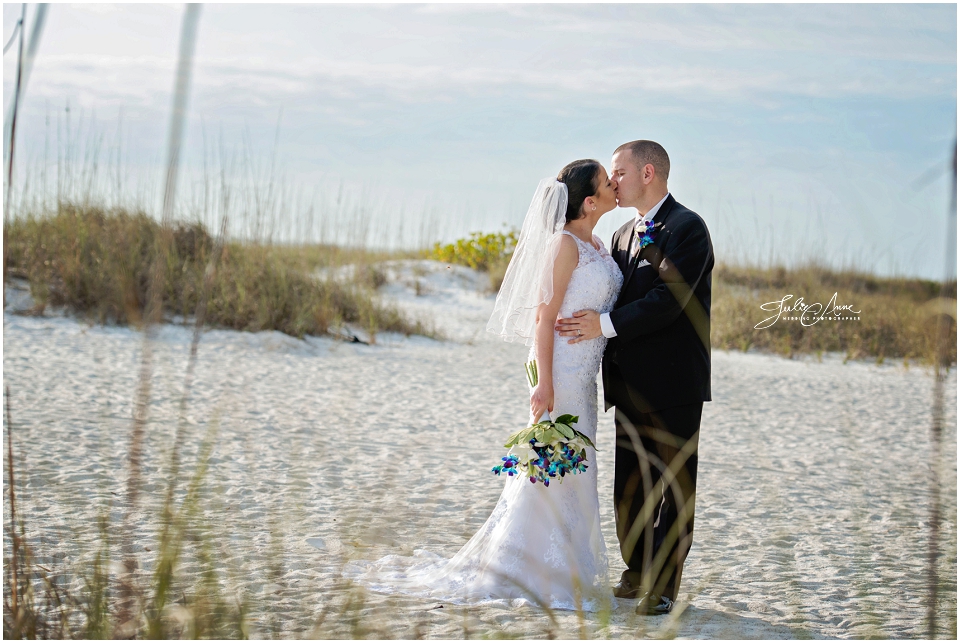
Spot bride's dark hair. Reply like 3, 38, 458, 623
557, 160, 602, 223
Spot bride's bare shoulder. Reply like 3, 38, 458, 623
556, 232, 580, 263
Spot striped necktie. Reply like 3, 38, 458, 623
633, 217, 649, 254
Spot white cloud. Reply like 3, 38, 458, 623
9, 3, 954, 128
18, 47, 954, 128
419, 4, 957, 66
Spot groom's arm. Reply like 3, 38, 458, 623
608, 218, 712, 346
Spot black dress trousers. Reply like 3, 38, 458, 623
612, 397, 702, 602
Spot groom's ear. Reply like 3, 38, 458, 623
642, 163, 657, 183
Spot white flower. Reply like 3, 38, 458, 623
508, 442, 538, 466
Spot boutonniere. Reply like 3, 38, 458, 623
634, 220, 662, 254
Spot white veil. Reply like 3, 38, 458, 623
486, 177, 568, 346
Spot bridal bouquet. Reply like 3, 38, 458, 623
491, 361, 597, 487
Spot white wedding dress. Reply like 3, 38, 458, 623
345, 231, 623, 612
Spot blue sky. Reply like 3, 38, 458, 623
3, 3, 957, 278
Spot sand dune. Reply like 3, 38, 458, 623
3, 260, 956, 638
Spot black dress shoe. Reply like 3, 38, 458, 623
612, 579, 643, 599
636, 594, 674, 615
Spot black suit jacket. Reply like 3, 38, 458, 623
602, 194, 714, 414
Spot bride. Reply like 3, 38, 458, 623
345, 160, 623, 612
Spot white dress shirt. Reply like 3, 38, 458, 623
598, 192, 671, 339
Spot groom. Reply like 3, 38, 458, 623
556, 140, 713, 615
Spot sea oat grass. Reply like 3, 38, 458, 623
4, 203, 432, 339
713, 262, 957, 364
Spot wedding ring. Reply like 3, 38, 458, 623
577, 329, 582, 337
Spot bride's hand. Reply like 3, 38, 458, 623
530, 382, 554, 423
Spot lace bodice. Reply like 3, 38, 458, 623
556, 231, 622, 319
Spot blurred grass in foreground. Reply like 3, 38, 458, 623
4, 203, 433, 342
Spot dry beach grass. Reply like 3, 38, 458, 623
8, 208, 956, 363
4, 204, 433, 342
712, 263, 957, 365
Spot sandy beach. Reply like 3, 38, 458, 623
3, 260, 957, 638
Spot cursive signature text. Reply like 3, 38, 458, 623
755, 293, 862, 329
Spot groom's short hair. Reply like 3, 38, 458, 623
615, 140, 670, 182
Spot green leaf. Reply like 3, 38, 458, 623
534, 425, 562, 445
554, 414, 579, 426
573, 430, 597, 451
503, 427, 526, 448
555, 423, 575, 439
533, 425, 546, 443
505, 426, 530, 448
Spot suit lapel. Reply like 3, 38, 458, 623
652, 193, 676, 227
621, 194, 677, 291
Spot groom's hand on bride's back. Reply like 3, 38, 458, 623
555, 310, 601, 343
